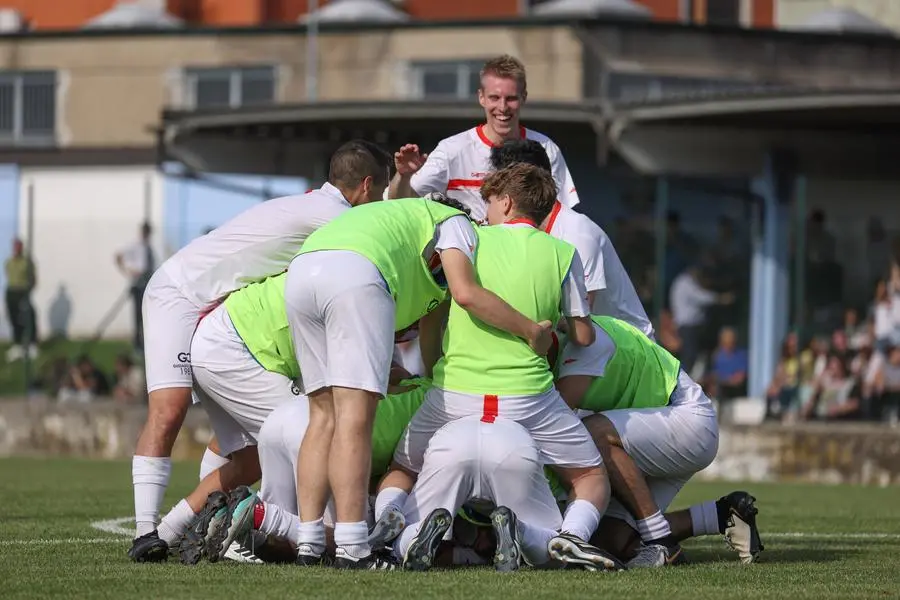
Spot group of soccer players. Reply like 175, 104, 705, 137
126, 54, 763, 571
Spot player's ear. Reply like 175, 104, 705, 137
502, 194, 513, 216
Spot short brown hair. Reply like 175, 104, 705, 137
328, 139, 391, 190
480, 163, 557, 224
480, 55, 527, 96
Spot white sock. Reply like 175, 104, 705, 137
334, 521, 370, 559
516, 519, 556, 567
636, 510, 672, 543
260, 501, 301, 547
157, 499, 196, 545
561, 499, 601, 542
374, 487, 408, 520
132, 456, 172, 537
297, 518, 326, 556
393, 522, 419, 561
198, 448, 230, 481
689, 501, 721, 537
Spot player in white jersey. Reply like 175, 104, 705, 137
388, 54, 579, 223
488, 138, 654, 337
128, 140, 392, 560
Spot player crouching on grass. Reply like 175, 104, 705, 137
555, 316, 763, 566
373, 163, 619, 571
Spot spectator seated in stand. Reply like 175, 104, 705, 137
113, 354, 146, 405
800, 355, 862, 422
872, 345, 900, 424
765, 332, 815, 420
707, 326, 748, 401
57, 354, 111, 404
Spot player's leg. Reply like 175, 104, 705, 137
199, 437, 229, 480
323, 275, 396, 568
515, 391, 607, 540
582, 372, 720, 566
393, 420, 478, 571
483, 418, 562, 570
284, 252, 335, 565
129, 270, 199, 560
372, 386, 453, 544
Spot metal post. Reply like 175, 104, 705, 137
22, 180, 34, 396
144, 174, 152, 224
306, 0, 319, 101
653, 177, 669, 325
793, 175, 807, 341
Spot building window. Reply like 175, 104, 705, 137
693, 0, 742, 25
0, 71, 56, 146
182, 66, 276, 109
409, 61, 485, 100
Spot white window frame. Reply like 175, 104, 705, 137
408, 60, 487, 100
181, 65, 277, 109
0, 70, 57, 147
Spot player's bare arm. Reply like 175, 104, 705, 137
417, 298, 450, 377
440, 247, 552, 355
567, 315, 596, 347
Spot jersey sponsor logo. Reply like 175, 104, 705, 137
426, 298, 440, 314
173, 352, 191, 375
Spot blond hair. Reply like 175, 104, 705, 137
480, 54, 527, 95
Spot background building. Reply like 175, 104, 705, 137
0, 0, 897, 423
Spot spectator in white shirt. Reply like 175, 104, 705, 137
115, 222, 155, 352
669, 266, 733, 375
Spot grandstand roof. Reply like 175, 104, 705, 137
792, 7, 894, 36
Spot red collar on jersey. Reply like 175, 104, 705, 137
476, 124, 528, 148
506, 217, 538, 228
542, 201, 562, 233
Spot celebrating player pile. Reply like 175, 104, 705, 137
128, 53, 763, 572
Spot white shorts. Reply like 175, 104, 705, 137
403, 416, 562, 533
393, 336, 425, 378
257, 399, 355, 528
142, 267, 203, 393
394, 387, 602, 471
285, 250, 396, 396
191, 303, 299, 457
598, 371, 719, 527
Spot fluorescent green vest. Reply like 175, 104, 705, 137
297, 199, 464, 330
370, 377, 430, 484
224, 272, 299, 379
579, 316, 681, 412
433, 225, 575, 396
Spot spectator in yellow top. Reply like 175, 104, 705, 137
4, 238, 37, 361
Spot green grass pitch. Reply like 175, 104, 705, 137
1, 457, 899, 599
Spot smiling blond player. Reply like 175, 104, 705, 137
388, 55, 579, 223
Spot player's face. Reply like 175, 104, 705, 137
478, 75, 524, 141
485, 193, 511, 226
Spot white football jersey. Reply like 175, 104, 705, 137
410, 125, 579, 223
160, 182, 351, 308
543, 201, 655, 338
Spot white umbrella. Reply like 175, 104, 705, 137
793, 7, 894, 35
532, 0, 652, 19
84, 0, 183, 29
300, 0, 410, 24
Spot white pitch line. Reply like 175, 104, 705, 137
90, 517, 135, 537
0, 537, 121, 547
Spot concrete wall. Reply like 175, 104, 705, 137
1, 400, 898, 486
17, 166, 165, 338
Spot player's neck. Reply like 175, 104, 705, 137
483, 122, 522, 146
505, 213, 537, 228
